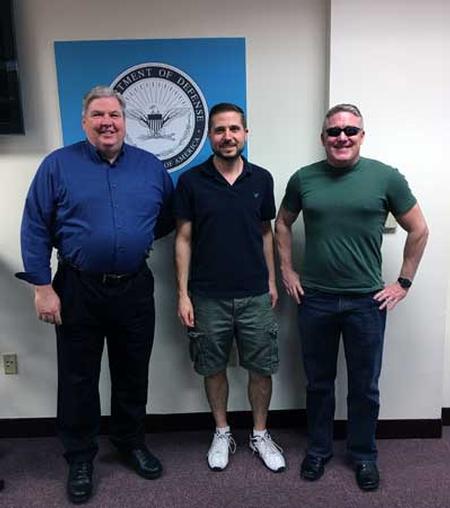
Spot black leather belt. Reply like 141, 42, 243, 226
58, 257, 144, 286
98, 272, 137, 284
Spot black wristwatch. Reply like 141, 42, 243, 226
397, 277, 412, 289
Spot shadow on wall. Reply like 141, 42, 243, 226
273, 216, 307, 408
0, 256, 58, 418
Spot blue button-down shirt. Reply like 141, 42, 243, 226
16, 141, 174, 285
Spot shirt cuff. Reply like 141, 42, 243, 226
15, 270, 52, 286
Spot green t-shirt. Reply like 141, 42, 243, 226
281, 157, 416, 293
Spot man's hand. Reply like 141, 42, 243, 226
268, 280, 278, 308
281, 267, 304, 304
373, 282, 408, 310
178, 294, 195, 328
34, 284, 62, 325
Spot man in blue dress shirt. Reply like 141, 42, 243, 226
16, 86, 174, 504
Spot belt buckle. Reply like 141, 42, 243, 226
102, 273, 123, 284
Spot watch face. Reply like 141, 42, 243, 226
398, 277, 412, 289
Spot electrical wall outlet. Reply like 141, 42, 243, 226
3, 353, 18, 375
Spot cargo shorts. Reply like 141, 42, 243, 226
187, 292, 279, 376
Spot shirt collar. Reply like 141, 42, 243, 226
325, 156, 362, 173
201, 155, 252, 179
84, 140, 126, 165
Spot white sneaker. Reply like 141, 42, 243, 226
249, 431, 286, 472
207, 431, 236, 471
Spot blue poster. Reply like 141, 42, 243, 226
54, 38, 247, 181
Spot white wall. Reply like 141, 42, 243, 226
445, 282, 450, 408
329, 0, 450, 418
0, 0, 328, 417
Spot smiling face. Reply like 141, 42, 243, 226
321, 111, 365, 168
82, 96, 125, 160
208, 111, 248, 161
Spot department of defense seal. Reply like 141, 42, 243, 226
111, 63, 208, 172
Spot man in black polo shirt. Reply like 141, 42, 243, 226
174, 103, 285, 473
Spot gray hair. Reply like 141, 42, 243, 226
82, 86, 126, 116
322, 103, 364, 131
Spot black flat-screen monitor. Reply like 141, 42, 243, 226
0, 0, 24, 134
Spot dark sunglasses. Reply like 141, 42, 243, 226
325, 126, 361, 137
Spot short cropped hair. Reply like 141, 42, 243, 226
208, 103, 247, 131
322, 103, 364, 131
82, 86, 126, 117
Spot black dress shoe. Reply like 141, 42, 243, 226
67, 462, 93, 504
122, 447, 162, 479
355, 462, 380, 491
300, 454, 331, 481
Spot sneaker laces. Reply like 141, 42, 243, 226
252, 432, 283, 456
213, 432, 237, 454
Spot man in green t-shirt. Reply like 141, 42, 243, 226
275, 104, 428, 491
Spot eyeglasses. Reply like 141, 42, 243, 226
325, 126, 362, 137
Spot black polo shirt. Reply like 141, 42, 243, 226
174, 156, 276, 298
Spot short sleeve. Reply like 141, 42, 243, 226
174, 173, 194, 221
281, 170, 303, 214
386, 168, 417, 217
260, 171, 276, 221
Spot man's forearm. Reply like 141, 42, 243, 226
174, 221, 195, 326
399, 226, 429, 280
175, 236, 191, 298
396, 204, 429, 281
274, 208, 303, 303
262, 222, 276, 285
275, 219, 295, 273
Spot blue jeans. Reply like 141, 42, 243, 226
298, 288, 386, 463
